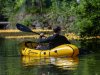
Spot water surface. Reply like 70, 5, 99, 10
0, 38, 100, 75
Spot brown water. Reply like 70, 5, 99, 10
0, 38, 100, 75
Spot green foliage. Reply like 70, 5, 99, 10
74, 0, 100, 36
14, 0, 25, 12
20, 15, 33, 26
0, 0, 99, 36
75, 18, 93, 36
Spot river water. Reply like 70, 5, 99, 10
0, 38, 100, 75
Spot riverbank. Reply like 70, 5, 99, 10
0, 29, 100, 39
0, 29, 52, 39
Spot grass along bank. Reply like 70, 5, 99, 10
0, 29, 100, 39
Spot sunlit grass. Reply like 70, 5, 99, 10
0, 29, 100, 39
0, 29, 20, 32
65, 33, 80, 40
4, 35, 38, 39
0, 29, 52, 33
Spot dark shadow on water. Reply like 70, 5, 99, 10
0, 38, 20, 57
77, 38, 100, 56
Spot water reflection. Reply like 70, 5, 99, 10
0, 38, 100, 75
22, 56, 79, 70
0, 56, 21, 75
78, 39, 100, 56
